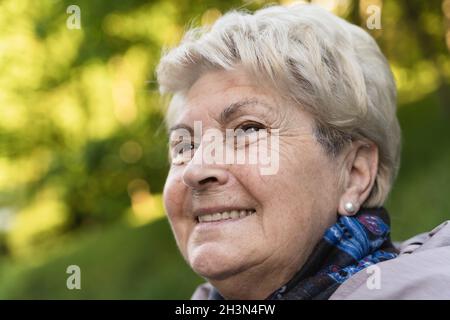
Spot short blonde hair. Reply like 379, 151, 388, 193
156, 3, 401, 207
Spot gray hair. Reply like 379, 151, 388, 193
156, 3, 401, 207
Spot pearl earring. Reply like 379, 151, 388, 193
344, 202, 356, 214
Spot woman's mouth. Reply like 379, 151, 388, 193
196, 209, 256, 223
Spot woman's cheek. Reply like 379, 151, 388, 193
164, 169, 196, 255
163, 170, 186, 223
163, 168, 186, 208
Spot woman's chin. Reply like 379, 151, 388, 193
188, 244, 245, 280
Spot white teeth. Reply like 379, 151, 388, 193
197, 209, 255, 223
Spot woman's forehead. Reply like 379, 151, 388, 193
166, 70, 286, 126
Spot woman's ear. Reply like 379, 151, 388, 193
338, 141, 379, 216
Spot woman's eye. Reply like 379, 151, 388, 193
243, 126, 260, 134
177, 143, 194, 154
171, 142, 196, 165
236, 123, 264, 136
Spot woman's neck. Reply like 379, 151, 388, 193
208, 249, 311, 300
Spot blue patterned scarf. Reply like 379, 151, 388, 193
208, 207, 398, 300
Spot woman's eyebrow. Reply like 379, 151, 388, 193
168, 98, 273, 134
219, 98, 272, 124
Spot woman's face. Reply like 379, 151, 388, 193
163, 69, 341, 287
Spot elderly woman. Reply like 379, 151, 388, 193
156, 4, 450, 299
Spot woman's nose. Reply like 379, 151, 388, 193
182, 163, 229, 190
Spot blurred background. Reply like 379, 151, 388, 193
0, 0, 449, 299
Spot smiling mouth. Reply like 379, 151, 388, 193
196, 209, 256, 223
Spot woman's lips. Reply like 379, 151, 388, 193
196, 209, 256, 223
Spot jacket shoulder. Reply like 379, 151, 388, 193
191, 282, 214, 300
330, 220, 450, 300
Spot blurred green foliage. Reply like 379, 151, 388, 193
0, 0, 449, 298
0, 219, 202, 299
